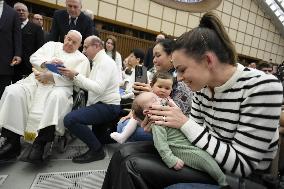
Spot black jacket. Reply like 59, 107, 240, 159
0, 2, 22, 75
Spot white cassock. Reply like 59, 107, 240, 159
0, 42, 90, 141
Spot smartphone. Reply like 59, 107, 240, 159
135, 65, 148, 83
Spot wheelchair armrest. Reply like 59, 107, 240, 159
72, 89, 87, 110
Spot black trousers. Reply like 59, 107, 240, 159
0, 75, 12, 99
102, 142, 216, 189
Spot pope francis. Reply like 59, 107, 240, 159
0, 30, 90, 163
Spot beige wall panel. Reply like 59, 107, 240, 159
277, 46, 283, 55
259, 39, 266, 50
176, 10, 188, 26
230, 17, 239, 30
260, 29, 268, 40
244, 35, 252, 46
242, 45, 250, 56
236, 32, 245, 44
269, 22, 276, 32
174, 25, 186, 37
163, 7, 176, 23
103, 0, 117, 5
267, 31, 274, 42
265, 42, 272, 52
221, 13, 230, 27
234, 0, 242, 6
134, 0, 149, 14
232, 4, 241, 18
262, 18, 270, 30
161, 21, 174, 35
116, 7, 132, 23
270, 54, 277, 62
228, 28, 237, 42
223, 1, 232, 15
248, 12, 256, 24
82, 0, 99, 15
149, 2, 163, 18
118, 0, 134, 9
272, 44, 279, 54
264, 51, 270, 60
98, 1, 116, 20
251, 37, 259, 48
147, 16, 161, 32
254, 26, 261, 38
246, 23, 254, 36
238, 20, 247, 33
250, 1, 258, 13
240, 8, 249, 21
257, 50, 264, 60
132, 12, 147, 28
250, 47, 257, 57
255, 15, 263, 27
242, 0, 251, 10
258, 7, 265, 17
273, 34, 280, 44
188, 15, 199, 28
235, 43, 243, 53
277, 55, 283, 64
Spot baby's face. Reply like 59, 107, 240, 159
140, 92, 160, 111
152, 78, 173, 98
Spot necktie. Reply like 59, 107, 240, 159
69, 17, 76, 29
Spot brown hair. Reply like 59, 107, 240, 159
150, 71, 174, 87
104, 35, 117, 60
174, 12, 237, 65
131, 100, 145, 121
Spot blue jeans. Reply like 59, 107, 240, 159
164, 183, 219, 189
64, 102, 121, 150
117, 119, 153, 142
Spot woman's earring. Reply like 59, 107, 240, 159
170, 60, 173, 64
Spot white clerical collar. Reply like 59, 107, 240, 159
69, 15, 78, 25
21, 18, 29, 29
0, 1, 4, 18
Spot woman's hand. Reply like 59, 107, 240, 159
147, 100, 189, 129
140, 114, 154, 132
132, 82, 151, 95
58, 67, 78, 80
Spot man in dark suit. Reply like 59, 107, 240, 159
12, 2, 44, 83
49, 0, 93, 51
32, 13, 50, 43
0, 0, 22, 98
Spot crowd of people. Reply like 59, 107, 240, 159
0, 0, 283, 188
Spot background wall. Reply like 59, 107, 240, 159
40, 0, 284, 64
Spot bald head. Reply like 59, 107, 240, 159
156, 34, 165, 42
33, 14, 43, 27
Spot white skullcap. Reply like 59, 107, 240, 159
69, 30, 82, 41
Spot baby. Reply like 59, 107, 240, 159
111, 71, 173, 143
131, 92, 228, 187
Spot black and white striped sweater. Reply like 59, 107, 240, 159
180, 63, 283, 177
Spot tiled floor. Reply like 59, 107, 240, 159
0, 139, 120, 189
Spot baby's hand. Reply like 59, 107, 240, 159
174, 159, 184, 170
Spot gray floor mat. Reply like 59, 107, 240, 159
0, 175, 8, 185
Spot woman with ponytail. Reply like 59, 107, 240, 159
102, 12, 282, 189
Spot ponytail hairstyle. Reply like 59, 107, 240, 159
174, 12, 237, 65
